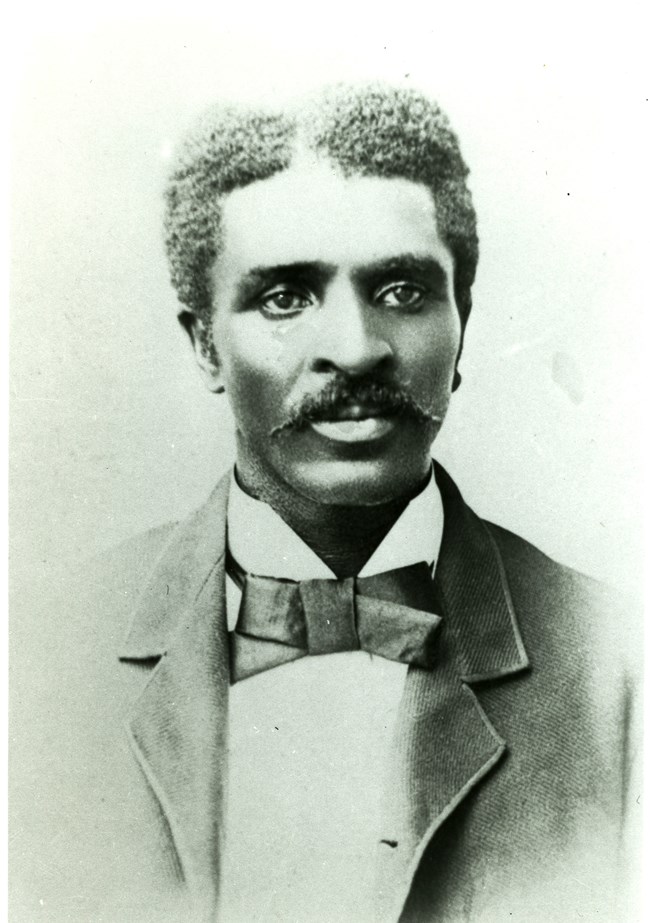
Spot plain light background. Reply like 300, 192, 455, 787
9, 6, 646, 601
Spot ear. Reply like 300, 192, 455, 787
178, 311, 225, 394
452, 326, 465, 393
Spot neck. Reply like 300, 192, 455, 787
234, 463, 428, 579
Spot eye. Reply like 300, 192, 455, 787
375, 282, 426, 311
259, 287, 314, 318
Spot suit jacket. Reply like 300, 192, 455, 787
10, 466, 641, 922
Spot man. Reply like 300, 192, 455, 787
10, 83, 640, 922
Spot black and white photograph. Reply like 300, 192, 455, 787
8, 5, 645, 921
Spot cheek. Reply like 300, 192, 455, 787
219, 315, 306, 375
219, 336, 296, 431
226, 360, 278, 418
224, 318, 307, 383
400, 321, 460, 392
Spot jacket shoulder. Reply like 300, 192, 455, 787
485, 520, 609, 599
9, 520, 184, 731
12, 521, 179, 650
80, 519, 181, 599
486, 519, 636, 643
486, 518, 635, 610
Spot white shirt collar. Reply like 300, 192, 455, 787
227, 466, 444, 583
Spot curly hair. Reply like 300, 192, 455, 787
164, 83, 479, 332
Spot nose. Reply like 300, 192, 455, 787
308, 282, 394, 376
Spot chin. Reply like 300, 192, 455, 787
289, 458, 431, 507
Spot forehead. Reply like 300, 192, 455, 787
215, 163, 453, 277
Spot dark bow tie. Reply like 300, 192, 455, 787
227, 552, 443, 683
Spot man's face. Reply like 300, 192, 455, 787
200, 162, 461, 507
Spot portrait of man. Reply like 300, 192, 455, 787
9, 17, 643, 923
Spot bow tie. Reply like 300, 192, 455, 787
227, 552, 443, 683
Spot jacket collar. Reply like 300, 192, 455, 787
433, 462, 529, 682
120, 464, 528, 677
118, 464, 530, 921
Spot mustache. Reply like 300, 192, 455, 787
271, 375, 440, 436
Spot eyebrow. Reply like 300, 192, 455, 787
236, 262, 337, 297
350, 254, 451, 288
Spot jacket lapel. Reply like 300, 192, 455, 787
376, 464, 531, 921
118, 474, 231, 921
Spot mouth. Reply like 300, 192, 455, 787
308, 405, 398, 443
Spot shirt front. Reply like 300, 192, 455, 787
219, 469, 444, 922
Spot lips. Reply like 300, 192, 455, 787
309, 417, 397, 443
308, 403, 398, 443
